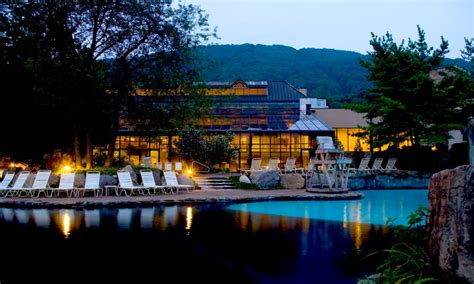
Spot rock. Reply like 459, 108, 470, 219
428, 165, 474, 283
74, 173, 85, 188
239, 175, 251, 184
122, 165, 138, 185
280, 174, 305, 189
152, 169, 161, 185
24, 173, 36, 188
348, 171, 430, 190
177, 174, 194, 186
249, 170, 279, 189
100, 175, 118, 188
48, 174, 60, 188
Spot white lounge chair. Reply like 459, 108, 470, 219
0, 171, 15, 196
77, 171, 102, 197
55, 173, 75, 197
117, 170, 147, 196
349, 157, 371, 174
370, 158, 383, 173
4, 171, 29, 197
383, 158, 397, 172
163, 171, 194, 193
266, 158, 279, 171
283, 157, 304, 174
140, 170, 166, 194
30, 170, 52, 197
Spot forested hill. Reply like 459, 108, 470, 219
195, 44, 470, 107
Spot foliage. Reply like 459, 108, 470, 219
75, 167, 123, 176
352, 139, 366, 168
175, 129, 207, 162
203, 132, 236, 167
348, 26, 471, 150
0, 1, 214, 167
176, 129, 236, 167
194, 44, 470, 108
362, 206, 448, 283
229, 176, 260, 190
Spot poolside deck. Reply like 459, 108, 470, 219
0, 189, 363, 208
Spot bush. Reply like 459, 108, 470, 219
229, 176, 260, 190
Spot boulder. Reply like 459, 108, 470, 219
24, 173, 36, 188
122, 165, 138, 185
177, 174, 194, 186
239, 175, 252, 184
100, 175, 118, 188
249, 170, 279, 189
74, 173, 85, 188
428, 165, 474, 283
280, 174, 305, 189
152, 169, 162, 185
48, 173, 60, 188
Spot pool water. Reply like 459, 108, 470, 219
0, 189, 427, 283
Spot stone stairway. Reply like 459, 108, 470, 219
193, 174, 237, 190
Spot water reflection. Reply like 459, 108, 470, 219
84, 210, 100, 228
33, 209, 51, 228
185, 207, 193, 231
117, 209, 133, 229
61, 210, 72, 238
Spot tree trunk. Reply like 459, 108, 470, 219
104, 134, 117, 168
73, 125, 82, 169
85, 130, 93, 169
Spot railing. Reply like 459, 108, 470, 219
191, 160, 210, 174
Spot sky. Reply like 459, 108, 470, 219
185, 0, 473, 58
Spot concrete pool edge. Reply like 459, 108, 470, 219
0, 189, 363, 209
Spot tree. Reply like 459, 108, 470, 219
203, 132, 236, 168
0, 1, 214, 168
349, 26, 469, 149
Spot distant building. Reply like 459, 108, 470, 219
114, 80, 333, 171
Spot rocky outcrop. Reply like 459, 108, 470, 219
280, 174, 305, 189
177, 174, 193, 186
348, 171, 430, 190
74, 173, 85, 188
428, 165, 474, 283
48, 174, 60, 188
99, 175, 118, 188
122, 165, 138, 185
249, 170, 279, 189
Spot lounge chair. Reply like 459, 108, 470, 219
266, 158, 279, 171
349, 157, 371, 174
383, 158, 397, 172
117, 170, 148, 196
163, 171, 194, 193
77, 171, 102, 197
370, 158, 383, 173
55, 173, 75, 197
30, 170, 52, 198
4, 171, 30, 198
0, 171, 15, 196
239, 158, 262, 174
283, 157, 304, 174
140, 170, 166, 194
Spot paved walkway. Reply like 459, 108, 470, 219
0, 189, 363, 208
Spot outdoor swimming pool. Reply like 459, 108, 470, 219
0, 189, 427, 283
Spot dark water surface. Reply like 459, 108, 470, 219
0, 190, 427, 283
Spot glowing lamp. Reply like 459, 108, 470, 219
10, 163, 15, 168
431, 146, 437, 151
186, 169, 193, 176
63, 165, 72, 172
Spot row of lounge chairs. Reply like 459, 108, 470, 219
0, 169, 193, 198
241, 156, 398, 174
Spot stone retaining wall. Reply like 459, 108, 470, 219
348, 171, 431, 190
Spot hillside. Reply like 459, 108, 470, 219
195, 44, 470, 107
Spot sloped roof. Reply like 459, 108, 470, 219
314, 108, 368, 128
208, 81, 306, 103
